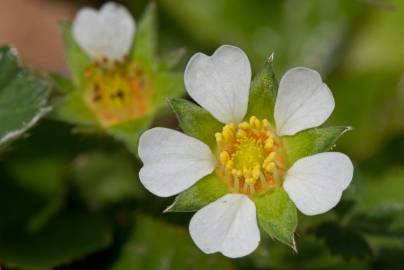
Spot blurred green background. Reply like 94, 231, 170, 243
0, 0, 403, 269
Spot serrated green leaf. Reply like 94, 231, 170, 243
61, 22, 91, 88
246, 54, 278, 122
169, 98, 223, 149
253, 187, 298, 249
0, 46, 50, 148
165, 173, 229, 212
107, 116, 153, 155
0, 211, 112, 270
129, 3, 158, 71
71, 151, 144, 207
111, 215, 235, 270
282, 126, 352, 166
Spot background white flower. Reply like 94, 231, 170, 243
72, 2, 135, 61
138, 45, 353, 258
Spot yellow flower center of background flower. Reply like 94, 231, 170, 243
215, 116, 285, 195
84, 58, 153, 128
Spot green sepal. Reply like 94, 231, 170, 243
169, 98, 223, 150
50, 91, 97, 127
165, 173, 229, 212
49, 73, 97, 126
253, 187, 298, 250
60, 22, 91, 88
245, 53, 278, 122
159, 47, 186, 70
49, 74, 75, 94
153, 72, 185, 109
106, 116, 154, 155
282, 126, 352, 166
0, 45, 50, 148
129, 3, 158, 71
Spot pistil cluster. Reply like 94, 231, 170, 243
84, 58, 153, 127
215, 116, 285, 195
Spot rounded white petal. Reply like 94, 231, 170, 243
283, 152, 353, 216
184, 45, 251, 124
138, 127, 216, 197
72, 2, 135, 61
189, 194, 260, 258
274, 67, 335, 136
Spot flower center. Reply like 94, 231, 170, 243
215, 116, 286, 195
84, 58, 153, 127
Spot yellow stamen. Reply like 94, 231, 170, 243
215, 116, 286, 195
84, 58, 152, 127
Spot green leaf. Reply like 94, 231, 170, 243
107, 116, 154, 154
246, 54, 278, 122
110, 215, 235, 270
357, 167, 404, 211
5, 155, 67, 230
169, 98, 223, 149
282, 126, 352, 166
0, 46, 50, 148
315, 222, 372, 260
253, 187, 298, 250
61, 22, 91, 88
165, 173, 229, 212
250, 234, 368, 270
0, 211, 113, 270
71, 151, 145, 207
130, 3, 158, 71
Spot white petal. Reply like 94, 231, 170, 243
274, 67, 335, 136
184, 45, 251, 124
138, 128, 216, 197
189, 194, 260, 258
72, 2, 135, 61
283, 152, 353, 216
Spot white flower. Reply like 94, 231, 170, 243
72, 2, 135, 61
138, 45, 354, 258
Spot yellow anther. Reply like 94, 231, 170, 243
249, 116, 260, 129
215, 133, 223, 143
222, 124, 236, 142
245, 177, 255, 185
226, 160, 234, 169
265, 138, 274, 150
268, 152, 277, 161
232, 169, 242, 177
262, 119, 270, 128
252, 164, 261, 180
242, 168, 251, 179
238, 122, 250, 130
220, 151, 230, 165
264, 162, 276, 173
236, 129, 247, 138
